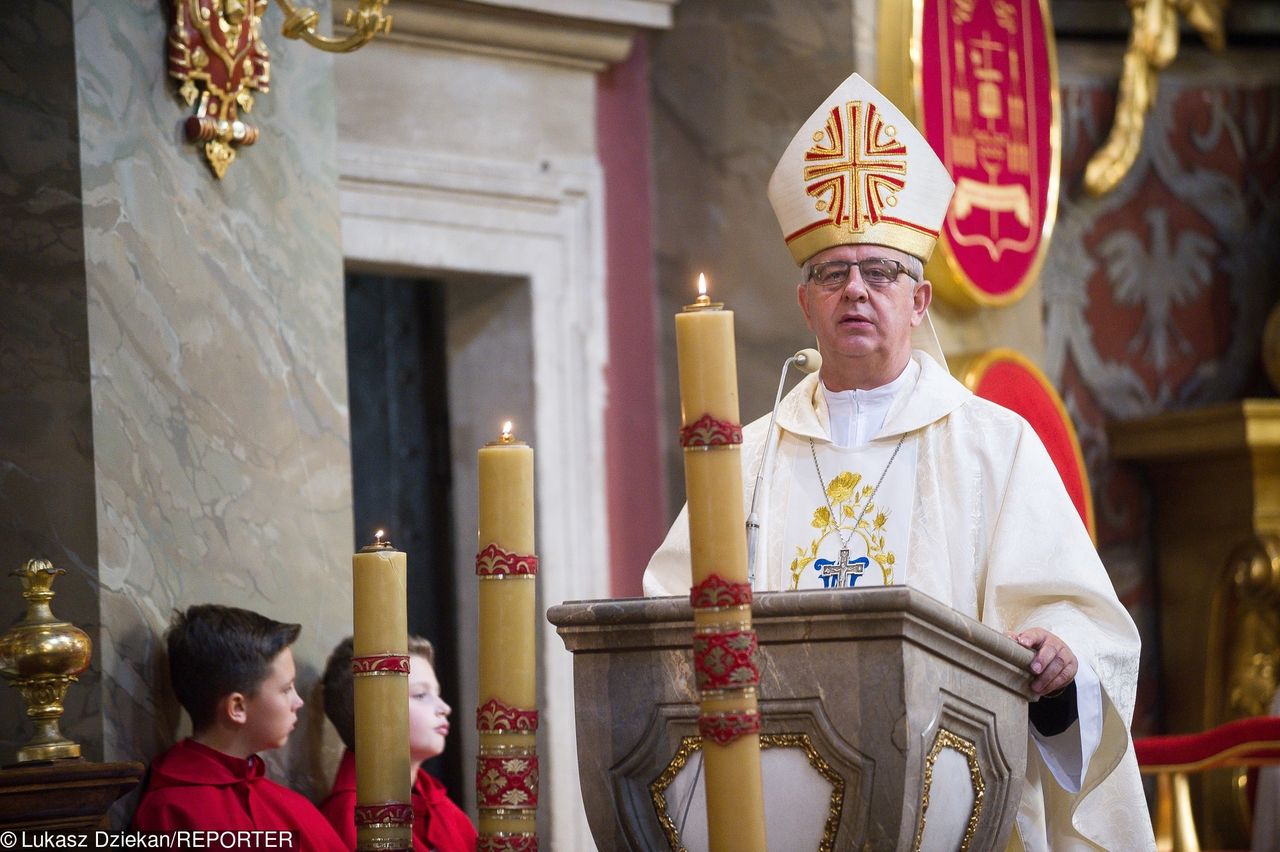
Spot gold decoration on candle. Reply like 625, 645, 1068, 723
674, 275, 767, 851
352, 532, 412, 851
0, 559, 92, 762
476, 423, 539, 849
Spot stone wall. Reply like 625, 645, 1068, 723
0, 0, 352, 801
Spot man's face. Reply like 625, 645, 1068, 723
796, 244, 931, 371
241, 647, 303, 753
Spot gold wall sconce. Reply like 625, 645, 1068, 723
168, 0, 392, 178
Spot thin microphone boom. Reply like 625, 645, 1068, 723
746, 348, 821, 585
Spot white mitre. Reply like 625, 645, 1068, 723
767, 73, 956, 365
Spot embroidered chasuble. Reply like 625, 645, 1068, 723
644, 351, 1156, 852
784, 439, 915, 590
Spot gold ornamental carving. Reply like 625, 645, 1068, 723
650, 733, 845, 852
912, 728, 985, 852
278, 0, 392, 53
1207, 535, 1280, 722
1083, 0, 1229, 196
167, 0, 391, 178
0, 559, 92, 762
168, 0, 271, 178
1200, 535, 1280, 844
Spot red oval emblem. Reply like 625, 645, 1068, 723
957, 349, 1094, 539
916, 0, 1060, 307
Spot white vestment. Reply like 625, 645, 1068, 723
644, 351, 1156, 851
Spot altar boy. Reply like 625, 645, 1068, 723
319, 635, 476, 852
132, 604, 346, 850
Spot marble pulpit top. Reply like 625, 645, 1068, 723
550, 586, 1036, 679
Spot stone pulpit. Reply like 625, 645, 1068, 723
547, 587, 1035, 851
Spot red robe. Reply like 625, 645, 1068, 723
319, 749, 477, 852
132, 738, 347, 851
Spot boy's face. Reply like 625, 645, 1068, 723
241, 647, 303, 752
408, 654, 450, 764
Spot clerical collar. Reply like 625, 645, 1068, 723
821, 360, 918, 448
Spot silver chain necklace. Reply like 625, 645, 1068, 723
808, 433, 906, 585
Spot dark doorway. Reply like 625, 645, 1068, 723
345, 271, 461, 794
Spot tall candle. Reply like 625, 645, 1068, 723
675, 274, 767, 852
476, 422, 539, 847
352, 532, 412, 851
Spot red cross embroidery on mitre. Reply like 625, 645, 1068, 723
802, 101, 908, 233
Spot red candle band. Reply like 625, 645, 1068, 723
475, 543, 539, 577
477, 754, 539, 810
690, 573, 753, 609
351, 654, 410, 676
699, 710, 762, 746
679, 413, 743, 448
477, 698, 539, 733
477, 836, 538, 852
354, 801, 414, 827
693, 629, 760, 692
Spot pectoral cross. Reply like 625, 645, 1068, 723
819, 548, 864, 588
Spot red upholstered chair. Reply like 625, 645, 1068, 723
1134, 716, 1280, 852
952, 348, 1095, 540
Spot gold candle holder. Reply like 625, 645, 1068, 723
0, 559, 92, 762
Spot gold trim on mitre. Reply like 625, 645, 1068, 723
785, 220, 941, 270
768, 73, 956, 267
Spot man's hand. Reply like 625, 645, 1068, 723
1009, 628, 1078, 696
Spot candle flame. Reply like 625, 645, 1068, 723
697, 272, 707, 297
374, 529, 384, 543
501, 420, 513, 440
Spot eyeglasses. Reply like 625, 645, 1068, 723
804, 258, 918, 291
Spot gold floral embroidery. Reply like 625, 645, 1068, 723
790, 467, 896, 588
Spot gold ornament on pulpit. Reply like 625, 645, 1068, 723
0, 559, 92, 762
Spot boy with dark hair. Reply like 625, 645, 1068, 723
319, 635, 476, 852
132, 604, 345, 850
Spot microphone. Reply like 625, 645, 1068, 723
745, 348, 823, 585
794, 348, 822, 375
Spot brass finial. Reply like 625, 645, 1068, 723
0, 559, 92, 762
